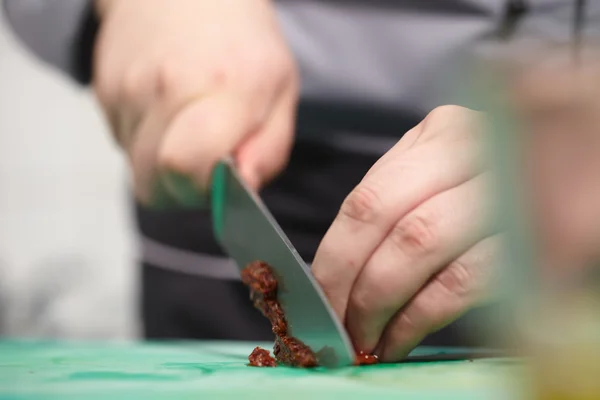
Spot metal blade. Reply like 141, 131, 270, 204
211, 158, 355, 368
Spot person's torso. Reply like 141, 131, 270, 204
278, 0, 586, 112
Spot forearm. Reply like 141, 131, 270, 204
3, 0, 98, 84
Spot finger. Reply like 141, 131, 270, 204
94, 21, 158, 150
312, 135, 485, 321
346, 173, 494, 352
128, 89, 248, 207
93, 60, 123, 148
235, 79, 298, 191
376, 235, 500, 362
128, 98, 176, 206
124, 92, 206, 207
115, 59, 160, 149
157, 91, 255, 204
364, 106, 483, 180
118, 53, 221, 154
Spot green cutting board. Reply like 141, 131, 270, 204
0, 340, 525, 399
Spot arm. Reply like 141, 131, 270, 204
6, 0, 298, 208
3, 0, 98, 84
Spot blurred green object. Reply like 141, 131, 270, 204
0, 340, 519, 400
479, 58, 600, 400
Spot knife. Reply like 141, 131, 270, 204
211, 158, 355, 367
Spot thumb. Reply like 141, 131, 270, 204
235, 90, 296, 191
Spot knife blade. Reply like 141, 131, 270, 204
211, 158, 355, 367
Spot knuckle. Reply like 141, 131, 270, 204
427, 105, 466, 121
207, 66, 230, 89
311, 254, 333, 287
433, 259, 474, 298
423, 105, 483, 137
340, 184, 383, 224
391, 214, 439, 257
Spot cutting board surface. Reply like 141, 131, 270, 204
0, 340, 524, 399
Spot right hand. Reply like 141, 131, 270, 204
312, 105, 497, 361
94, 0, 299, 207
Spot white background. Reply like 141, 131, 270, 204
0, 14, 137, 339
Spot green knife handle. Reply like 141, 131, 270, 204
211, 159, 229, 242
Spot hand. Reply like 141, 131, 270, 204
94, 0, 298, 207
312, 105, 499, 361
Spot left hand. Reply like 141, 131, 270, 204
312, 105, 499, 362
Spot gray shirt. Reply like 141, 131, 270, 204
5, 1, 597, 117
